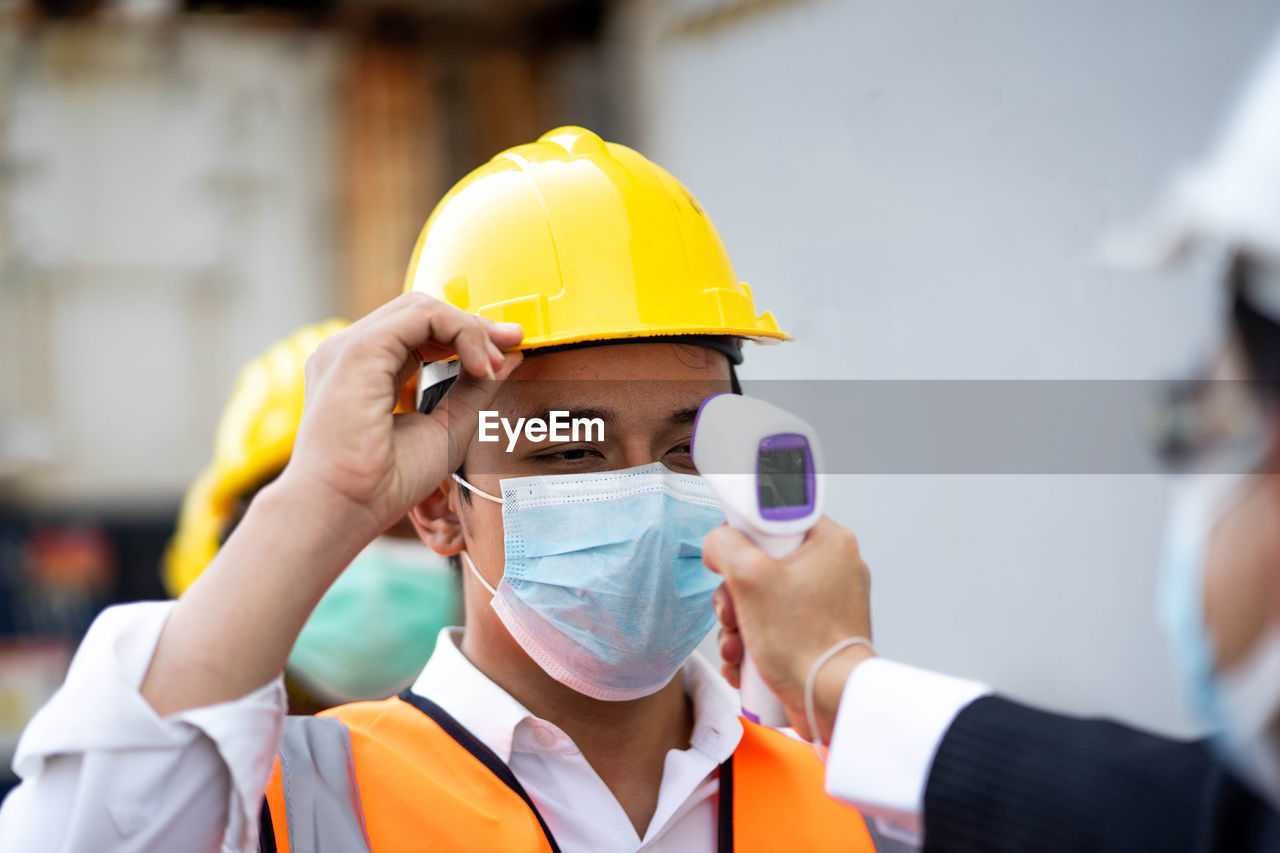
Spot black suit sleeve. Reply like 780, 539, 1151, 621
921, 695, 1279, 853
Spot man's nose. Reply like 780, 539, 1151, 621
620, 441, 662, 470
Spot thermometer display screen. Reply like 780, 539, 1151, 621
756, 433, 814, 518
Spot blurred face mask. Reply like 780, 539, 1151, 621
288, 537, 460, 703
1160, 474, 1280, 804
454, 461, 726, 701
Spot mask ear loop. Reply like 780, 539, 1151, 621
452, 473, 504, 504
451, 474, 504, 598
460, 551, 498, 598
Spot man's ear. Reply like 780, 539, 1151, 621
409, 482, 466, 556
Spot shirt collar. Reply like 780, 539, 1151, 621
411, 627, 530, 763
681, 649, 745, 763
410, 628, 744, 765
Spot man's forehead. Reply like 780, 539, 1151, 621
491, 341, 732, 415
493, 379, 723, 423
509, 341, 732, 381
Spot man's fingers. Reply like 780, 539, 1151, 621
364, 293, 523, 382
432, 312, 502, 380
718, 627, 744, 666
393, 353, 424, 402
702, 524, 778, 587
789, 515, 861, 562
317, 295, 525, 421
432, 351, 524, 464
487, 321, 524, 348
449, 316, 521, 377
390, 351, 522, 499
718, 628, 744, 685
712, 584, 738, 632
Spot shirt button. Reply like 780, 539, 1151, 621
533, 725, 556, 748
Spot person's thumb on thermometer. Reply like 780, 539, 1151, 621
704, 517, 875, 731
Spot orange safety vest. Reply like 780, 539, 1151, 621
260, 690, 875, 852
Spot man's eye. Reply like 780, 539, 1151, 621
664, 444, 696, 472
536, 447, 603, 464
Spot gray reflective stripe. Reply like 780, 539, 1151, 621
277, 715, 373, 853
863, 818, 921, 853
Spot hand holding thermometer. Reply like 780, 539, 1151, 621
692, 393, 825, 727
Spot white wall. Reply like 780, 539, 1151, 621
0, 23, 340, 508
625, 0, 1280, 734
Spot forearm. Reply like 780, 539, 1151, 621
2, 602, 287, 853
141, 474, 379, 716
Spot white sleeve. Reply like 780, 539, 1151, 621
824, 658, 990, 845
0, 601, 286, 853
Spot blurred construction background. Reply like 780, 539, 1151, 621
1, 0, 1279, 795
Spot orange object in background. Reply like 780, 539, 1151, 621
25, 525, 114, 595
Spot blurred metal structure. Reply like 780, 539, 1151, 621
0, 0, 615, 795
0, 22, 342, 508
0, 0, 612, 509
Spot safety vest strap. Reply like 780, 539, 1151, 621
718, 748, 735, 853
395, 690, 564, 853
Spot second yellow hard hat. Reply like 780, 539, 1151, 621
163, 318, 349, 596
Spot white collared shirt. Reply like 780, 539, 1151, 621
412, 627, 744, 852
0, 603, 744, 853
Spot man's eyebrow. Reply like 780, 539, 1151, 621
511, 403, 616, 425
669, 406, 701, 426
502, 404, 703, 428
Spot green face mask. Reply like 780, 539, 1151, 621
288, 537, 460, 703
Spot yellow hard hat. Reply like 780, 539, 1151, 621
163, 318, 349, 596
403, 126, 786, 351
162, 469, 223, 598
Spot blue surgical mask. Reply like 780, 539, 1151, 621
1159, 474, 1280, 803
288, 537, 460, 703
455, 462, 726, 701
1158, 475, 1235, 730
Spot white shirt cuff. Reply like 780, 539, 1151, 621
12, 601, 286, 851
825, 658, 990, 842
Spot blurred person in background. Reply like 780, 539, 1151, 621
706, 23, 1280, 853
0, 128, 876, 852
163, 319, 460, 715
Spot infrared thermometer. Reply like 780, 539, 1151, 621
692, 393, 825, 727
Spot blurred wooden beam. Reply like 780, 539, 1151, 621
462, 48, 540, 173
339, 43, 445, 320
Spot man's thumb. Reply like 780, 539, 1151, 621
430, 352, 523, 467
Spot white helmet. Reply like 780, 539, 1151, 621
1105, 26, 1280, 267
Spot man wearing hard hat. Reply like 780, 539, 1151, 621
0, 129, 877, 851
165, 320, 460, 714
706, 25, 1280, 853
